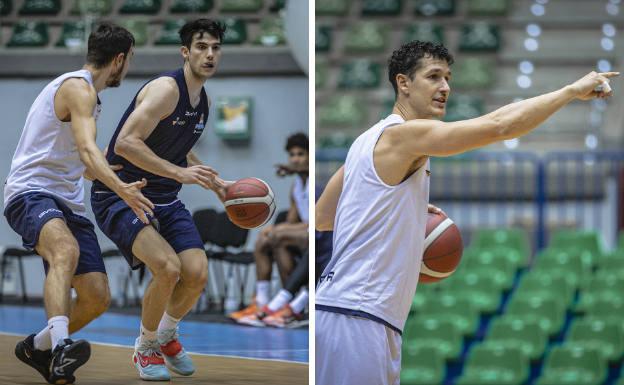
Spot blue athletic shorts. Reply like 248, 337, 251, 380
90, 190, 204, 269
3, 191, 106, 275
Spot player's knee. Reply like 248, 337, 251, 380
183, 264, 207, 289
154, 256, 181, 284
48, 243, 80, 273
90, 286, 111, 316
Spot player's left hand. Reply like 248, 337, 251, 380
428, 203, 445, 215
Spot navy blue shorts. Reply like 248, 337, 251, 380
4, 192, 106, 275
90, 191, 204, 269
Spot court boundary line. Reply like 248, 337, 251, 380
0, 331, 308, 366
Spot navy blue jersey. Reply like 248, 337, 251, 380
94, 68, 208, 203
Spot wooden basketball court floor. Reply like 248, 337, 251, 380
0, 305, 308, 385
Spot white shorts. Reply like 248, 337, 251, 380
315, 310, 402, 385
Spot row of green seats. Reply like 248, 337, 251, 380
6, 19, 283, 48
317, 0, 509, 16
317, 94, 485, 129
316, 57, 495, 90
6, 0, 282, 16
316, 22, 501, 53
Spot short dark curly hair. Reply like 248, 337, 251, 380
388, 40, 454, 96
179, 19, 226, 49
285, 133, 308, 152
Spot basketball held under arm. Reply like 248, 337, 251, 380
316, 166, 344, 232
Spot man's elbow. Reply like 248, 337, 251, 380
315, 212, 333, 232
114, 138, 131, 158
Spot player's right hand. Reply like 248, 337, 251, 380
176, 165, 221, 190
569, 71, 619, 100
118, 178, 154, 224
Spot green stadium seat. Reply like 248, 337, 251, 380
514, 271, 575, 309
119, 0, 161, 14
318, 95, 364, 128
484, 317, 547, 360
445, 272, 501, 313
254, 17, 285, 46
536, 345, 606, 385
472, 228, 531, 259
596, 249, 624, 270
400, 347, 445, 385
618, 231, 624, 250
505, 296, 565, 337
443, 94, 484, 122
410, 283, 438, 313
575, 271, 624, 314
220, 0, 262, 12
452, 57, 495, 89
403, 318, 462, 361
549, 229, 603, 264
567, 318, 624, 362
56, 21, 86, 48
338, 59, 381, 89
1, 0, 12, 15
464, 258, 515, 291
269, 0, 285, 12
464, 245, 527, 270
315, 25, 332, 53
7, 22, 49, 47
459, 22, 500, 52
344, 22, 387, 53
467, 0, 509, 15
617, 376, 624, 385
221, 18, 247, 44
417, 292, 479, 337
533, 249, 587, 290
119, 19, 148, 46
170, 0, 212, 13
587, 297, 624, 321
315, 60, 328, 90
317, 133, 354, 150
414, 0, 455, 16
404, 23, 444, 45
361, 0, 401, 15
456, 345, 528, 385
155, 19, 185, 45
70, 0, 112, 15
19, 0, 60, 14
316, 0, 350, 16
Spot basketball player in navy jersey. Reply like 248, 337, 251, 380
90, 19, 228, 381
4, 24, 154, 384
315, 40, 618, 385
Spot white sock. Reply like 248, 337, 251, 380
33, 326, 52, 351
289, 289, 309, 314
47, 315, 69, 350
158, 312, 181, 332
139, 323, 157, 346
256, 280, 270, 306
267, 289, 293, 312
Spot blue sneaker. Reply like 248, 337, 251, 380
132, 337, 170, 381
158, 328, 195, 376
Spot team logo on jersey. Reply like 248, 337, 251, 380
318, 271, 335, 283
193, 113, 205, 134
426, 170, 431, 176
172, 117, 186, 126
185, 111, 198, 117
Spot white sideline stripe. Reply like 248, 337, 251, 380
421, 217, 456, 278
0, 331, 307, 365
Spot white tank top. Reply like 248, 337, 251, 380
292, 176, 309, 223
316, 114, 430, 333
4, 69, 100, 215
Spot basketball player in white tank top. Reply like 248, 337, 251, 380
315, 41, 619, 385
4, 24, 153, 384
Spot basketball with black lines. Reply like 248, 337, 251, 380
420, 212, 463, 283
224, 178, 276, 229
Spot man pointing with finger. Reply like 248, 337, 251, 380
91, 19, 228, 381
315, 40, 618, 385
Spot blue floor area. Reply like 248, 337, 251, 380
0, 305, 308, 363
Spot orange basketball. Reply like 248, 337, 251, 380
224, 178, 276, 229
420, 212, 463, 283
